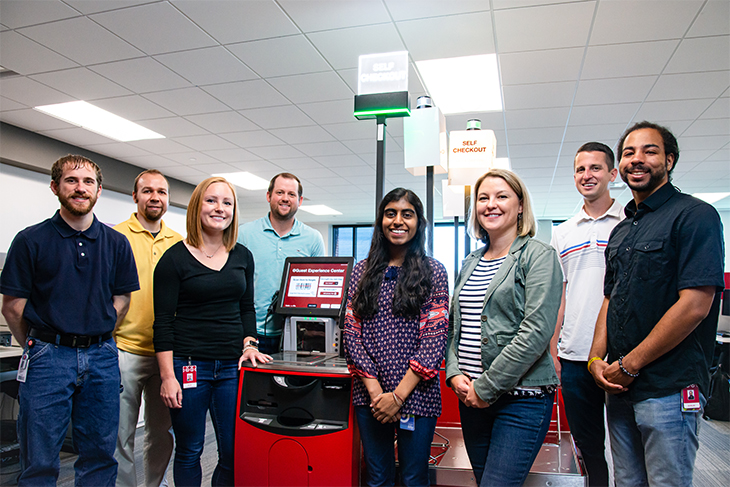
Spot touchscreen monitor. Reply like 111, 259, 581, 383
275, 257, 354, 318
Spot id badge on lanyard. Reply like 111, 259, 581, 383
182, 361, 197, 389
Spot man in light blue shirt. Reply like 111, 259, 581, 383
238, 173, 325, 354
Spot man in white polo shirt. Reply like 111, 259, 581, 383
550, 142, 623, 487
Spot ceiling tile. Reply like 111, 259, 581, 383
123, 154, 185, 169
91, 2, 216, 55
89, 57, 190, 94
269, 157, 323, 170
677, 135, 729, 152
647, 71, 730, 102
185, 111, 259, 134
93, 95, 175, 121
385, 0, 489, 21
397, 11, 494, 61
0, 96, 26, 111
0, 0, 79, 28
220, 130, 285, 148
500, 48, 583, 85
569, 103, 640, 126
155, 47, 258, 85
140, 117, 209, 138
203, 80, 290, 110
0, 107, 75, 131
295, 141, 353, 157
563, 123, 627, 145
508, 143, 562, 159
582, 40, 678, 80
227, 35, 330, 78
591, 0, 704, 45
634, 99, 715, 122
30, 67, 131, 100
64, 1, 155, 15
322, 121, 373, 140
298, 99, 356, 125
505, 107, 570, 129
191, 162, 241, 174
683, 118, 730, 138
665, 36, 730, 74
19, 16, 143, 64
268, 71, 352, 104
173, 134, 239, 152
171, 0, 299, 45
82, 141, 151, 160
39, 126, 114, 146
163, 151, 222, 166
142, 87, 230, 116
308, 23, 406, 70
0, 31, 78, 75
506, 126, 565, 145
700, 97, 730, 119
0, 76, 74, 106
238, 105, 315, 129
279, 0, 390, 32
494, 2, 594, 53
269, 125, 335, 144
574, 76, 657, 106
503, 81, 576, 110
247, 145, 306, 160
686, 0, 730, 37
314, 154, 367, 168
203, 148, 262, 164
159, 165, 208, 179
128, 138, 193, 155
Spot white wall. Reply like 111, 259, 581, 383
1, 163, 187, 253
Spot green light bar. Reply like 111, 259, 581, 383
354, 107, 411, 118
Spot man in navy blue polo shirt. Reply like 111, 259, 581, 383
587, 122, 724, 487
1, 155, 139, 486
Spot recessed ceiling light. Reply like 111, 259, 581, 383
300, 205, 342, 216
34, 101, 164, 142
692, 192, 730, 204
213, 172, 269, 191
416, 54, 502, 115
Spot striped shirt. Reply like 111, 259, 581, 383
458, 256, 505, 380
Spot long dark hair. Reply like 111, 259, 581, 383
351, 188, 432, 319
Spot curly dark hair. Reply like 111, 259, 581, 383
351, 188, 432, 319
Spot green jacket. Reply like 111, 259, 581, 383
445, 235, 561, 404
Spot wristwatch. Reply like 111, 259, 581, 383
244, 339, 259, 349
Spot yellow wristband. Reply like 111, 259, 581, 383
587, 356, 602, 372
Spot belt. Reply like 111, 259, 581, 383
29, 328, 113, 348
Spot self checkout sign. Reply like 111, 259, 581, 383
358, 51, 409, 95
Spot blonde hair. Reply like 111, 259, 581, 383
186, 177, 239, 252
468, 168, 537, 241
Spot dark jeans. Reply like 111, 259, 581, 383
459, 391, 554, 487
17, 337, 120, 486
561, 359, 609, 486
355, 406, 437, 487
170, 358, 238, 487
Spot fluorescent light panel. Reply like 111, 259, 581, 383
416, 54, 502, 115
34, 101, 164, 142
692, 192, 730, 204
300, 205, 342, 216
213, 172, 270, 191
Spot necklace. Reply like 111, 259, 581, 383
202, 243, 223, 258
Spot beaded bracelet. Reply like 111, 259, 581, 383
618, 355, 639, 378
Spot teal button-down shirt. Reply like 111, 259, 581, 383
238, 215, 325, 336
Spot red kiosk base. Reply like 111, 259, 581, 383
234, 353, 360, 487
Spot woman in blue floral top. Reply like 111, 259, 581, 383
345, 188, 449, 487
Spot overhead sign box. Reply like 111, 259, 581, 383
358, 51, 409, 95
404, 106, 448, 176
448, 129, 497, 186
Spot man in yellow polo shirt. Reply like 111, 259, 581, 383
114, 170, 183, 487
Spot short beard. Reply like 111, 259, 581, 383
59, 193, 96, 216
141, 207, 163, 222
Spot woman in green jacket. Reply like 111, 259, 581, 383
445, 169, 562, 486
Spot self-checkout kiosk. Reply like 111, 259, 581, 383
235, 257, 359, 487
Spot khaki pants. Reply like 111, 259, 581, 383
115, 349, 174, 487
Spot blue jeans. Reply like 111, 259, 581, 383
561, 359, 609, 486
355, 406, 437, 487
459, 391, 554, 487
17, 337, 120, 486
606, 391, 703, 487
170, 358, 238, 487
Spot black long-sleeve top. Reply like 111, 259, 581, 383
153, 242, 256, 360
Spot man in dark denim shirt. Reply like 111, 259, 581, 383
588, 121, 724, 487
